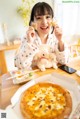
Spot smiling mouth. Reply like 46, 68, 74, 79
40, 26, 49, 30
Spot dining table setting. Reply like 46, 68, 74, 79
0, 56, 80, 119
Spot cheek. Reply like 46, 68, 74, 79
37, 27, 40, 31
36, 23, 41, 30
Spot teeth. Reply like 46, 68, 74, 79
31, 22, 37, 30
41, 27, 47, 29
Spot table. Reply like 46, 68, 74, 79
0, 44, 20, 75
0, 57, 80, 109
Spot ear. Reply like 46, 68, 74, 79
33, 53, 41, 61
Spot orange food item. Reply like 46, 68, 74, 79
50, 21, 56, 26
20, 83, 72, 119
31, 22, 37, 30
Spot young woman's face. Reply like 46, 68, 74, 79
34, 14, 53, 36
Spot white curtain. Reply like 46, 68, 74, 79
54, 0, 80, 44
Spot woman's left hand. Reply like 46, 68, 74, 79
53, 24, 64, 51
54, 24, 62, 42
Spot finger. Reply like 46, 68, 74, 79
28, 31, 35, 39
28, 26, 35, 37
56, 28, 62, 35
29, 26, 34, 31
26, 26, 33, 35
55, 28, 61, 33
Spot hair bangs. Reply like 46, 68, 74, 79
35, 6, 53, 17
29, 2, 54, 25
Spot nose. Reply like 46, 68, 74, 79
41, 16, 47, 25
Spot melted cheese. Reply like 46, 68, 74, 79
27, 86, 66, 117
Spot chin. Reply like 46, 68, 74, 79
41, 30, 49, 34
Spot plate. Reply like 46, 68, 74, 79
10, 70, 38, 84
9, 73, 80, 119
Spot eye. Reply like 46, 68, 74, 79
36, 16, 41, 20
46, 15, 52, 19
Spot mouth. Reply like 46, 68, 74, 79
40, 26, 49, 31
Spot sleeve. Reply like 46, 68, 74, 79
51, 34, 70, 64
14, 36, 39, 70
55, 43, 70, 64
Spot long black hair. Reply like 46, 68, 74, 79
29, 2, 54, 25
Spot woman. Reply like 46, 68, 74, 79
14, 2, 69, 70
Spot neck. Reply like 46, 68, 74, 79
39, 34, 48, 44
